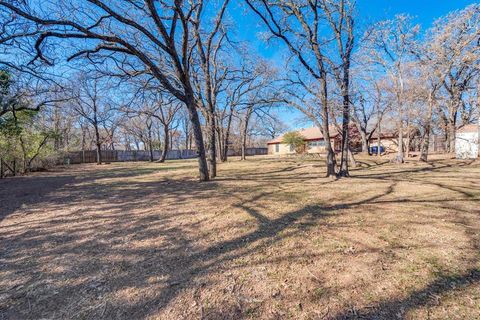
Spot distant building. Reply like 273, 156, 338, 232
267, 127, 340, 155
456, 124, 479, 159
367, 132, 400, 154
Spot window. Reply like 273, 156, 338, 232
289, 144, 295, 152
308, 140, 325, 148
275, 144, 279, 153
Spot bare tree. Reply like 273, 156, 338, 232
246, 0, 342, 177
216, 60, 276, 161
350, 87, 375, 154
477, 80, 480, 155
438, 6, 480, 153
178, 108, 193, 150
0, 0, 236, 181
258, 113, 288, 140
413, 5, 480, 160
364, 15, 420, 163
71, 75, 114, 164
321, 0, 355, 176
119, 116, 150, 152
153, 102, 181, 163
123, 89, 182, 163
349, 67, 387, 154
191, 0, 230, 178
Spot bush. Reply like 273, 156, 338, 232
282, 131, 306, 153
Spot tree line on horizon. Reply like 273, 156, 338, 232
0, 1, 478, 180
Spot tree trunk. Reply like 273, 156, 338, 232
147, 122, 154, 162
206, 115, 217, 179
19, 136, 28, 174
377, 111, 382, 157
53, 107, 61, 151
241, 106, 253, 161
241, 124, 248, 161
222, 109, 234, 162
159, 126, 169, 163
81, 127, 86, 163
322, 131, 336, 177
241, 128, 247, 161
319, 78, 336, 177
477, 83, 480, 158
96, 142, 102, 165
338, 86, 350, 177
360, 130, 368, 154
348, 146, 357, 168
185, 98, 209, 181
448, 114, 456, 154
94, 124, 102, 165
478, 113, 480, 159
405, 120, 411, 158
446, 93, 461, 153
392, 108, 404, 164
351, 107, 369, 154
149, 141, 154, 162
217, 126, 225, 162
420, 97, 434, 162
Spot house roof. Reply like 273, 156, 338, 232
458, 124, 479, 133
367, 132, 397, 140
267, 126, 340, 144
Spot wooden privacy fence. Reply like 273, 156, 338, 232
227, 148, 268, 156
65, 149, 198, 164
64, 148, 268, 164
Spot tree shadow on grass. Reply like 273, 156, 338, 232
1, 159, 479, 319
0, 163, 199, 223
0, 171, 399, 319
0, 174, 76, 223
189, 267, 480, 320
81, 165, 197, 180
332, 268, 480, 320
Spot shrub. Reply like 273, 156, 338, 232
282, 131, 306, 153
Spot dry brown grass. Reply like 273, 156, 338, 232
1, 155, 479, 319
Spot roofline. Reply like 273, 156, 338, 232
457, 125, 479, 133
368, 135, 397, 140
267, 136, 339, 145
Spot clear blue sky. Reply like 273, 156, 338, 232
235, 0, 478, 59
231, 0, 478, 129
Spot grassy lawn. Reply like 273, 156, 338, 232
1, 156, 479, 319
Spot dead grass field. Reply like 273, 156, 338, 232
1, 155, 479, 319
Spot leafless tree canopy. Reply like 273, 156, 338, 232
0, 1, 479, 178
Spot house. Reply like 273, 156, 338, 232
268, 126, 421, 156
456, 124, 479, 159
267, 127, 341, 155
367, 132, 401, 154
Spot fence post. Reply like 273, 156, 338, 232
0, 158, 3, 179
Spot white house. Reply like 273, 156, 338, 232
456, 124, 479, 159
